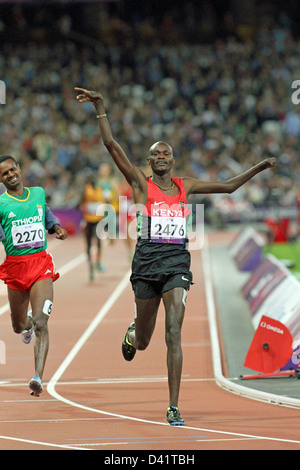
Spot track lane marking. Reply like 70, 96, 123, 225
46, 262, 300, 447
0, 434, 91, 450
0, 249, 88, 317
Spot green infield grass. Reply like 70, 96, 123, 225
264, 242, 300, 281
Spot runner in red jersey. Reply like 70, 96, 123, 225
75, 87, 276, 426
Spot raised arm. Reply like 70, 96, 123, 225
75, 87, 147, 201
183, 158, 276, 196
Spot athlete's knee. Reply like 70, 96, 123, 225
33, 314, 48, 334
165, 323, 182, 349
33, 300, 53, 333
10, 312, 25, 334
12, 321, 24, 334
135, 331, 151, 351
136, 339, 150, 351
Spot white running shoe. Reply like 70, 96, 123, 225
21, 311, 34, 344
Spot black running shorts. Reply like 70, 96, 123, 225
131, 271, 193, 299
130, 239, 193, 299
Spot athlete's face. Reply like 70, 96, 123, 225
147, 142, 175, 174
0, 159, 22, 191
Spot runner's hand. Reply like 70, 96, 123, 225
75, 87, 104, 109
263, 157, 276, 169
54, 226, 68, 240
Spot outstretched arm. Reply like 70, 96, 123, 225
75, 88, 146, 199
184, 158, 276, 196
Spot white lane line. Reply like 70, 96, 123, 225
0, 251, 87, 317
47, 269, 131, 393
0, 417, 120, 424
0, 376, 215, 388
2, 241, 300, 447
0, 434, 90, 450
45, 260, 300, 447
202, 235, 300, 409
56, 253, 87, 277
70, 437, 260, 447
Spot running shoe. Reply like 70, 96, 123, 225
166, 406, 185, 426
122, 322, 136, 361
29, 376, 43, 397
97, 263, 106, 272
21, 311, 34, 345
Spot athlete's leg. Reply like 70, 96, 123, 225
96, 236, 101, 266
96, 237, 106, 271
8, 287, 31, 334
84, 223, 94, 280
162, 287, 186, 408
129, 296, 161, 351
30, 277, 53, 381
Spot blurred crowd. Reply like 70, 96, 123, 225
0, 5, 299, 226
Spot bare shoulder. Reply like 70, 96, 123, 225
132, 165, 148, 184
180, 176, 200, 194
130, 165, 149, 204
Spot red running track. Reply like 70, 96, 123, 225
1, 232, 300, 451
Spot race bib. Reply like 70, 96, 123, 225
151, 216, 186, 244
11, 222, 45, 250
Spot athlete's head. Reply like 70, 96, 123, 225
98, 162, 113, 179
148, 141, 173, 156
0, 155, 22, 191
0, 154, 18, 166
147, 142, 175, 174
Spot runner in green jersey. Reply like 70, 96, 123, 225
1, 186, 49, 256
0, 155, 67, 397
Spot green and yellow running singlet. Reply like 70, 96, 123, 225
0, 187, 48, 256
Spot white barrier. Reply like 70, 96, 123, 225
231, 229, 300, 345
